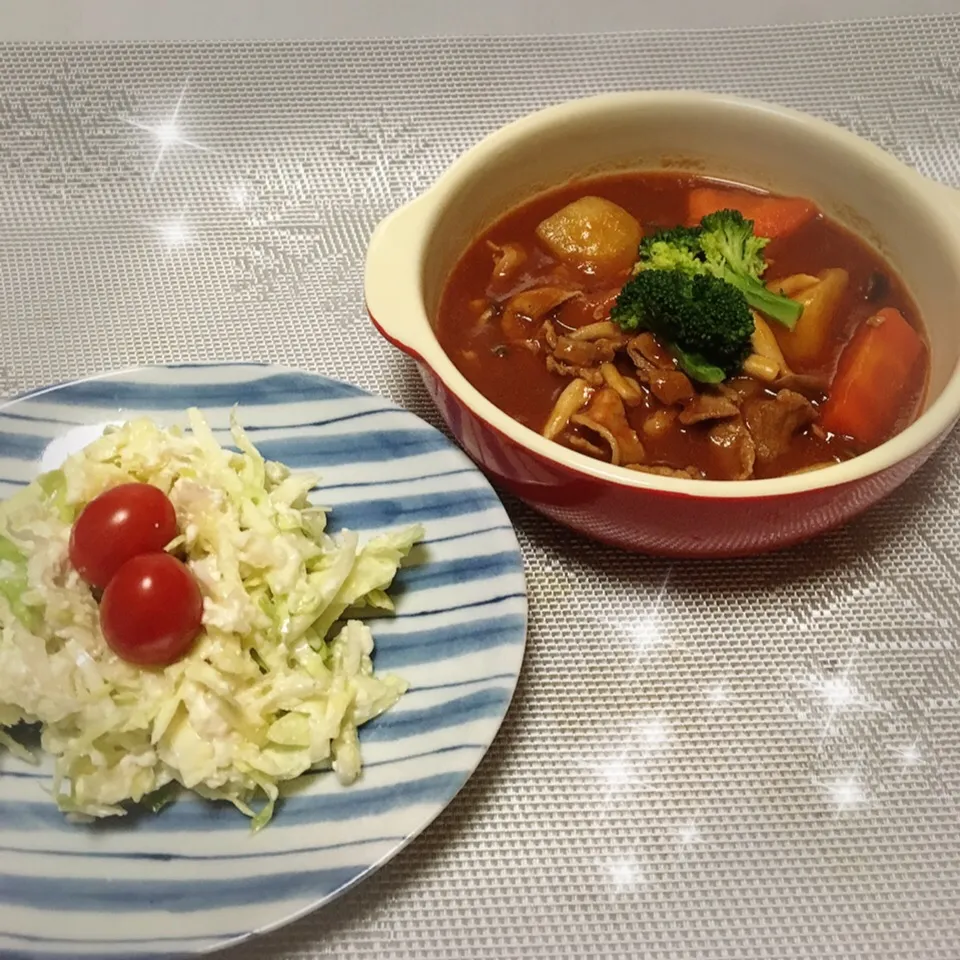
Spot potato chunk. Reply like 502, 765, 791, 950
536, 196, 642, 275
772, 268, 849, 369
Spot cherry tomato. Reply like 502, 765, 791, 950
100, 553, 203, 666
69, 483, 178, 590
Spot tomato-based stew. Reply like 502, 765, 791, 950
436, 173, 928, 481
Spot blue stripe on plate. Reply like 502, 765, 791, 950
0, 833, 405, 863
325, 486, 502, 530
10, 373, 365, 409
253, 429, 453, 467
319, 466, 477, 493
360, 688, 511, 741
5, 929, 232, 944
0, 862, 364, 913
372, 613, 526, 669
0, 432, 48, 459
394, 551, 520, 591
3, 769, 467, 831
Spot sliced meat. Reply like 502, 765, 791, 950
552, 335, 618, 368
641, 408, 677, 439
773, 372, 830, 400
707, 419, 756, 481
718, 377, 764, 407
628, 332, 676, 370
546, 355, 604, 386
649, 369, 695, 406
571, 387, 646, 466
586, 288, 622, 321
501, 286, 578, 343
678, 392, 740, 425
625, 464, 704, 480
744, 389, 818, 463
626, 345, 654, 381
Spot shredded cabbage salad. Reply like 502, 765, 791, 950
0, 409, 422, 828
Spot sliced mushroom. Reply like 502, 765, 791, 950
767, 273, 819, 298
678, 392, 740, 425
742, 354, 780, 383
749, 313, 789, 378
553, 336, 619, 368
569, 320, 622, 342
542, 378, 592, 441
501, 286, 578, 343
546, 355, 605, 386
600, 362, 645, 406
571, 414, 621, 463
744, 389, 818, 463
486, 240, 527, 281
541, 319, 559, 350
572, 387, 646, 466
567, 434, 608, 458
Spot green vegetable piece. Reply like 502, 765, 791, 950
611, 268, 754, 381
698, 209, 802, 329
0, 535, 24, 566
633, 209, 803, 338
669, 344, 727, 384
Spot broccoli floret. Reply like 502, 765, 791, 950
633, 209, 803, 332
697, 209, 802, 330
610, 268, 754, 383
699, 209, 768, 279
638, 225, 704, 274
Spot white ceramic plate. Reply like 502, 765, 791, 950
0, 363, 527, 959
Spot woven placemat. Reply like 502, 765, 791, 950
2, 15, 960, 959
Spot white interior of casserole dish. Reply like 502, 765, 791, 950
365, 91, 960, 498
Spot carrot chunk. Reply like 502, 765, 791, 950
688, 188, 818, 240
819, 307, 925, 448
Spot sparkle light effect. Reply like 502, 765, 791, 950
607, 856, 644, 890
599, 758, 632, 788
120, 82, 209, 181
613, 567, 673, 660
804, 650, 872, 747
821, 773, 868, 811
158, 217, 193, 249
895, 740, 923, 767
677, 823, 701, 846
230, 184, 249, 209
636, 716, 670, 748
704, 681, 730, 704
817, 675, 857, 708
628, 614, 664, 655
